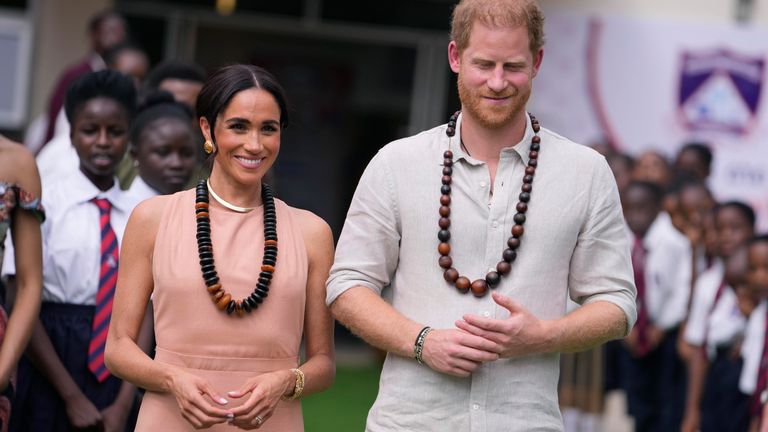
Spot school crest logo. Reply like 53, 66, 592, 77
678, 49, 764, 134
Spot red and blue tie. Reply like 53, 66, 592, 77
89, 198, 119, 382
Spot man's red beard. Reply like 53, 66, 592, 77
457, 73, 530, 130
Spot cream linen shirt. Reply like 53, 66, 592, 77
327, 113, 637, 432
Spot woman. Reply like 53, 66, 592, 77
0, 138, 44, 430
126, 91, 198, 203
106, 64, 335, 430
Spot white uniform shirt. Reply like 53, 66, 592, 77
125, 175, 159, 207
684, 260, 747, 359
327, 113, 637, 432
36, 125, 79, 191
2, 169, 133, 304
634, 212, 693, 331
740, 300, 767, 394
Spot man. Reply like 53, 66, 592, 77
40, 10, 128, 149
142, 60, 206, 112
326, 1, 636, 430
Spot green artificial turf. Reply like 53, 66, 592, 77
303, 364, 381, 431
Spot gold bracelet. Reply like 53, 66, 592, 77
281, 368, 305, 401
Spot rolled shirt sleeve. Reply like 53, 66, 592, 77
326, 150, 401, 305
567, 157, 637, 335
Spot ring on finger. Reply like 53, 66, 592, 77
254, 415, 264, 426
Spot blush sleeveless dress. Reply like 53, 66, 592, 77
135, 188, 307, 431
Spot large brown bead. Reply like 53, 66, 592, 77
508, 236, 521, 249
439, 206, 451, 217
497, 261, 511, 275
440, 195, 451, 206
443, 150, 453, 159
438, 242, 451, 255
455, 277, 471, 293
216, 293, 232, 310
532, 135, 541, 143
206, 283, 222, 294
529, 151, 539, 159
438, 255, 453, 269
442, 176, 452, 186
525, 166, 535, 175
470, 279, 488, 297
512, 225, 524, 237
444, 268, 459, 283
235, 301, 245, 317
516, 202, 528, 213
522, 184, 532, 193
439, 217, 451, 229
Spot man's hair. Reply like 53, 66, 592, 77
88, 10, 125, 34
451, 0, 545, 55
144, 61, 207, 91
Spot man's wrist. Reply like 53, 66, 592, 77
413, 326, 432, 364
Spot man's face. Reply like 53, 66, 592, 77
94, 15, 126, 54
448, 23, 542, 130
159, 78, 204, 112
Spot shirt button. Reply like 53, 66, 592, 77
492, 221, 498, 228
473, 403, 481, 410
482, 311, 491, 317
480, 181, 487, 188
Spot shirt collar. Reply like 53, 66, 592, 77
447, 112, 534, 165
129, 176, 160, 200
68, 169, 127, 211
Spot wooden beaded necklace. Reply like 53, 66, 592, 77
195, 179, 278, 315
438, 111, 541, 297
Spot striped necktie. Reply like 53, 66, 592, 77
632, 236, 651, 356
89, 197, 119, 382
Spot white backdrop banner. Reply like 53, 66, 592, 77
531, 9, 768, 230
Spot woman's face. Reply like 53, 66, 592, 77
632, 151, 671, 188
202, 88, 281, 187
71, 97, 129, 185
133, 118, 197, 195
716, 206, 754, 258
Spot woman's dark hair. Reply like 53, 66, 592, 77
64, 69, 137, 125
129, 90, 193, 149
196, 64, 289, 143
716, 201, 757, 230
626, 180, 664, 205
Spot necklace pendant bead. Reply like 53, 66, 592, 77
470, 279, 488, 297
455, 277, 471, 293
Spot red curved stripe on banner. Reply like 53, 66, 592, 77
586, 17, 623, 152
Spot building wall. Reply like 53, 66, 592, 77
29, 0, 112, 122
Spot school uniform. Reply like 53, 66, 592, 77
125, 175, 159, 206
741, 300, 768, 426
685, 260, 749, 432
2, 169, 135, 431
621, 211, 692, 432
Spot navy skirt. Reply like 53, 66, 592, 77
700, 348, 749, 432
9, 302, 136, 431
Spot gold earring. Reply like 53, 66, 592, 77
203, 140, 214, 154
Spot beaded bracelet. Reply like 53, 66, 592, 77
413, 326, 433, 364
282, 368, 305, 401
